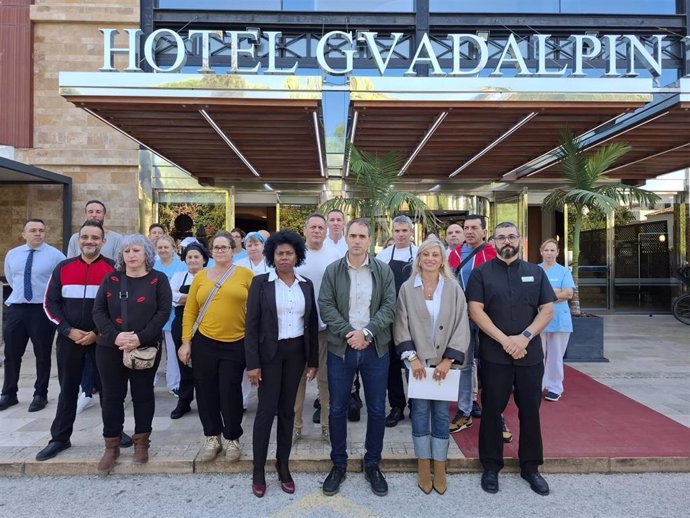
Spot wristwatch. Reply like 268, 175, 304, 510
522, 329, 533, 340
362, 328, 374, 344
408, 352, 418, 362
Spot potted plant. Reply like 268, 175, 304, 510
543, 129, 660, 361
320, 144, 439, 252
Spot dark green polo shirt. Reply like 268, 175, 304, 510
465, 258, 557, 366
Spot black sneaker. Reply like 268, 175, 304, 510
323, 465, 347, 496
471, 400, 482, 418
364, 466, 388, 496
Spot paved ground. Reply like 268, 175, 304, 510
0, 315, 688, 476
0, 472, 688, 517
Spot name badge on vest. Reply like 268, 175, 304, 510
521, 276, 535, 282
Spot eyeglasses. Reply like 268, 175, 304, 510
212, 246, 231, 252
494, 235, 520, 243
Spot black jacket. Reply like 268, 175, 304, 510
244, 272, 319, 371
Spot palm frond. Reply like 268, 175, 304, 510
543, 189, 569, 211
584, 143, 631, 185
561, 189, 618, 212
595, 183, 660, 206
557, 128, 588, 187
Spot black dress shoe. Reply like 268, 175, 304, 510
481, 470, 499, 494
521, 471, 550, 495
364, 466, 388, 496
0, 395, 19, 411
36, 440, 71, 461
385, 407, 404, 428
312, 407, 320, 424
28, 395, 47, 413
170, 404, 191, 419
120, 432, 133, 448
322, 465, 347, 496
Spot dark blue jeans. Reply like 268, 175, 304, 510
327, 346, 389, 468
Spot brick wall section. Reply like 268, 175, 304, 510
16, 1, 141, 242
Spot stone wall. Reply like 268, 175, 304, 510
16, 1, 141, 239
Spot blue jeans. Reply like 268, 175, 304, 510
328, 347, 389, 468
410, 398, 451, 461
457, 335, 476, 415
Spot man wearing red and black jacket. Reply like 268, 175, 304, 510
447, 215, 497, 435
36, 221, 114, 461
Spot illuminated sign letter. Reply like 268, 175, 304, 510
533, 35, 568, 77
602, 35, 620, 77
316, 31, 355, 75
624, 34, 664, 77
188, 30, 223, 74
225, 30, 262, 74
100, 28, 142, 72
265, 31, 298, 74
406, 33, 444, 76
491, 34, 530, 76
448, 34, 488, 76
358, 32, 404, 75
144, 29, 187, 73
570, 35, 602, 77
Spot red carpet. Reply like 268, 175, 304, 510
452, 366, 690, 458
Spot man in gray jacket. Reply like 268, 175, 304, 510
318, 218, 396, 497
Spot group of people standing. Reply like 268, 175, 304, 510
1, 199, 575, 499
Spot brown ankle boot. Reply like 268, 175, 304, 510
433, 460, 447, 494
132, 432, 151, 464
97, 437, 121, 472
417, 459, 432, 494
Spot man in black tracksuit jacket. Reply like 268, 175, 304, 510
36, 221, 115, 461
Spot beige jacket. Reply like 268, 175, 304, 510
393, 276, 471, 367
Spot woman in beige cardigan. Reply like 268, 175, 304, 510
394, 238, 471, 495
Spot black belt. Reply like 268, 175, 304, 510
278, 336, 304, 345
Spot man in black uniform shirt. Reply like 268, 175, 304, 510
465, 222, 556, 496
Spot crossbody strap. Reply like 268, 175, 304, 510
119, 273, 128, 332
454, 243, 487, 289
192, 265, 237, 336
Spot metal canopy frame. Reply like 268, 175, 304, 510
0, 157, 72, 250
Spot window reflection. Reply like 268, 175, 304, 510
429, 0, 677, 14
159, 0, 414, 11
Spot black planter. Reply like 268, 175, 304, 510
563, 315, 608, 362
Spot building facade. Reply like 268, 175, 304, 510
2, 0, 690, 313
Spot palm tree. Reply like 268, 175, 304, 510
320, 144, 439, 254
543, 129, 660, 315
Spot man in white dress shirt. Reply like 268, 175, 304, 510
324, 209, 347, 256
1, 219, 65, 412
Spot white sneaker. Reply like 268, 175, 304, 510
76, 393, 96, 414
224, 439, 241, 462
198, 435, 222, 462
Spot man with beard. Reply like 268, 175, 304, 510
465, 222, 556, 496
37, 221, 115, 460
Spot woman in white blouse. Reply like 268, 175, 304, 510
169, 243, 209, 420
393, 238, 471, 495
235, 232, 273, 276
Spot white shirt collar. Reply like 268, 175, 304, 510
346, 253, 370, 269
268, 270, 307, 283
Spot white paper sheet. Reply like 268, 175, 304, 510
407, 368, 460, 402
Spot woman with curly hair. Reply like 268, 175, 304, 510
245, 231, 319, 497
92, 234, 172, 472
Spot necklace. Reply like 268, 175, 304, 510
423, 279, 438, 300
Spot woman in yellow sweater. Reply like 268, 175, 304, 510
178, 230, 253, 462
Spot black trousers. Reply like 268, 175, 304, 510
50, 335, 95, 442
252, 337, 306, 471
191, 332, 245, 440
386, 341, 407, 410
478, 359, 544, 473
95, 344, 161, 438
2, 304, 56, 398
171, 312, 194, 406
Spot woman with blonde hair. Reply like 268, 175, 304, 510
538, 238, 575, 402
393, 238, 471, 494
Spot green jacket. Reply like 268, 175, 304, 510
318, 255, 396, 358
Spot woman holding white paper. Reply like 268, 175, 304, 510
393, 238, 471, 495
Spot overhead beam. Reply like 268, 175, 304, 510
200, 109, 261, 177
